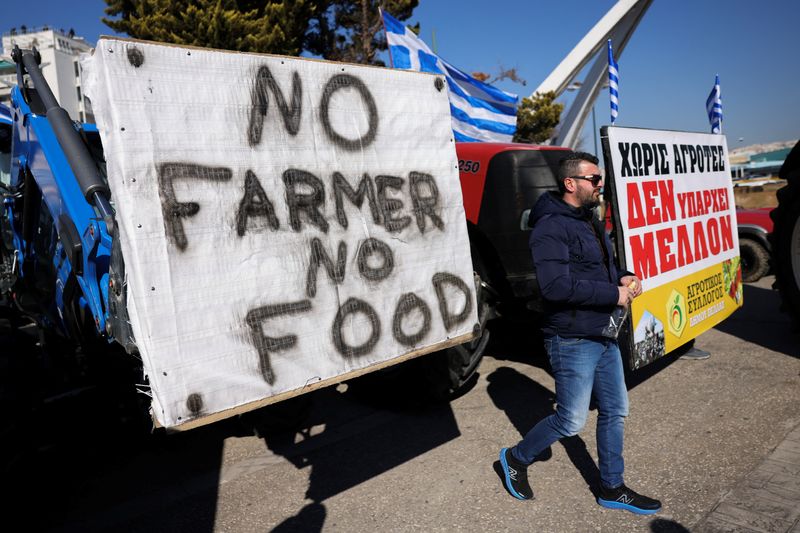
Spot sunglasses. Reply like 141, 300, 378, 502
568, 174, 603, 187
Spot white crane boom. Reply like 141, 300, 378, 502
529, 0, 654, 148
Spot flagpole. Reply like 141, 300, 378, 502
607, 39, 619, 126
378, 7, 395, 68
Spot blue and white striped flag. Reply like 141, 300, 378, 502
381, 10, 518, 143
607, 39, 619, 125
706, 75, 722, 134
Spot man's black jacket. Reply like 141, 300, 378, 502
529, 191, 630, 338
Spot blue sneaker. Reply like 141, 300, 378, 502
499, 448, 533, 500
597, 484, 661, 515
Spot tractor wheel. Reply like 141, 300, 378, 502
414, 247, 496, 401
769, 141, 800, 326
347, 246, 496, 406
738, 238, 770, 283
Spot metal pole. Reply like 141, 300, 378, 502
592, 105, 598, 155
14, 45, 115, 234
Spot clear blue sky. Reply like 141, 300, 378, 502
4, 0, 798, 152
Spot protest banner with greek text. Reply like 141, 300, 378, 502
602, 127, 741, 369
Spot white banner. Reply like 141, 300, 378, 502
605, 127, 738, 291
83, 38, 477, 428
603, 126, 741, 368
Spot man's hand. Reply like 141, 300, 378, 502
617, 286, 634, 307
620, 275, 642, 297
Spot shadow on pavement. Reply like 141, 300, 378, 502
252, 385, 461, 532
1, 306, 462, 532
1, 309, 225, 533
485, 363, 693, 531
713, 283, 799, 358
624, 347, 683, 390
650, 517, 691, 532
481, 315, 696, 502
483, 317, 550, 370
486, 366, 601, 498
484, 316, 683, 392
271, 501, 326, 533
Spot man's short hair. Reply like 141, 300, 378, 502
557, 151, 600, 193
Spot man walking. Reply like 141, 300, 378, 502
499, 152, 661, 515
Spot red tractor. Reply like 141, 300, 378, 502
456, 143, 569, 314
354, 143, 569, 399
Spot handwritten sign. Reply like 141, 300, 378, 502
602, 127, 741, 369
83, 38, 477, 428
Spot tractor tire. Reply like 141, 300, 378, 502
414, 247, 495, 401
739, 238, 770, 283
347, 246, 496, 406
769, 140, 800, 326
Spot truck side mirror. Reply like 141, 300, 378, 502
520, 209, 532, 230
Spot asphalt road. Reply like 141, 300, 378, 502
5, 275, 800, 532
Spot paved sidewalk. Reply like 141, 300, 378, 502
696, 424, 800, 532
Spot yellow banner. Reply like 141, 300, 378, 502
601, 126, 741, 369
628, 258, 743, 369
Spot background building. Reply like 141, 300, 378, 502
729, 140, 797, 209
729, 140, 797, 180
1, 26, 93, 122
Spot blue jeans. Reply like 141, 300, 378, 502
512, 335, 629, 488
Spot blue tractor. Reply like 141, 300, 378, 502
0, 45, 488, 436
0, 48, 147, 450
0, 46, 135, 354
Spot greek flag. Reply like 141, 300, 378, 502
706, 75, 722, 134
381, 10, 518, 143
607, 39, 619, 125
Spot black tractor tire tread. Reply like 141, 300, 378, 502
439, 245, 497, 394
738, 237, 770, 283
769, 141, 800, 326
349, 241, 497, 407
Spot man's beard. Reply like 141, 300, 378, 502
578, 188, 600, 209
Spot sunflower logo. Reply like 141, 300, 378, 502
666, 289, 686, 337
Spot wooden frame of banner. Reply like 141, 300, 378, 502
599, 125, 736, 370
160, 331, 475, 432
91, 36, 473, 432
600, 125, 644, 370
